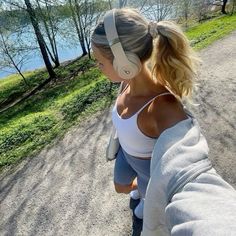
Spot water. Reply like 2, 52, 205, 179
0, 22, 83, 79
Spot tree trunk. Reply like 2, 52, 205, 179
24, 0, 56, 78
35, 0, 60, 67
69, 0, 87, 56
119, 0, 127, 8
45, 1, 60, 67
222, 0, 228, 14
80, 39, 87, 56
232, 0, 236, 15
74, 0, 88, 56
85, 37, 91, 59
108, 0, 112, 9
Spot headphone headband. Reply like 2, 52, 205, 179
103, 10, 119, 47
104, 10, 130, 65
103, 9, 141, 80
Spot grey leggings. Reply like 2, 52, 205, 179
114, 147, 151, 198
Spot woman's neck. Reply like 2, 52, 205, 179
125, 65, 165, 97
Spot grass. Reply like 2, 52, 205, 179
186, 13, 236, 50
0, 12, 236, 171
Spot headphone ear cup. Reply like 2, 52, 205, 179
113, 52, 141, 80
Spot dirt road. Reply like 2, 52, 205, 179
1, 31, 236, 236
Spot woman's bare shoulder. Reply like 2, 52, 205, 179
149, 94, 188, 136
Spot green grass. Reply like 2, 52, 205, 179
186, 13, 236, 50
0, 13, 236, 170
0, 70, 47, 103
0, 111, 58, 166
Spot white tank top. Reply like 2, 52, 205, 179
112, 85, 171, 158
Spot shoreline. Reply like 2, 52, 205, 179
0, 55, 83, 80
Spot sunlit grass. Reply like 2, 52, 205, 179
186, 13, 236, 50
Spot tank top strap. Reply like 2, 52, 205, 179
119, 82, 129, 96
114, 82, 129, 107
136, 92, 172, 115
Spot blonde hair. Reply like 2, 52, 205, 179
152, 21, 200, 98
91, 8, 200, 99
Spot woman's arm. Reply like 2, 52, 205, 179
142, 117, 236, 236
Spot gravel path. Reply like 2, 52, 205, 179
0, 31, 236, 236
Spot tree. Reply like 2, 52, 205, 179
222, 0, 228, 14
24, 0, 56, 78
0, 28, 31, 86
68, 0, 109, 58
119, 0, 128, 8
35, 0, 61, 67
231, 0, 236, 14
141, 0, 175, 22
192, 0, 212, 22
108, 0, 112, 9
68, 0, 87, 56
175, 0, 192, 27
80, 0, 107, 58
0, 5, 31, 85
128, 0, 149, 11
2, 0, 56, 78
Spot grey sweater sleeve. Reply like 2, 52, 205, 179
142, 117, 236, 236
166, 168, 236, 236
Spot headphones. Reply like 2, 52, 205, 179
103, 9, 141, 80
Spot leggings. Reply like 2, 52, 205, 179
114, 147, 151, 198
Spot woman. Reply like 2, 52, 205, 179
91, 7, 236, 236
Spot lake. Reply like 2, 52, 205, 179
0, 22, 83, 79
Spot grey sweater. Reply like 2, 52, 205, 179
142, 116, 236, 236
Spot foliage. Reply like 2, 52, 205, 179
58, 78, 111, 121
0, 9, 30, 30
0, 111, 58, 166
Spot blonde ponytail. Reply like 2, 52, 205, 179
152, 21, 200, 99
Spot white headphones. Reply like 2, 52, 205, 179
103, 9, 141, 80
